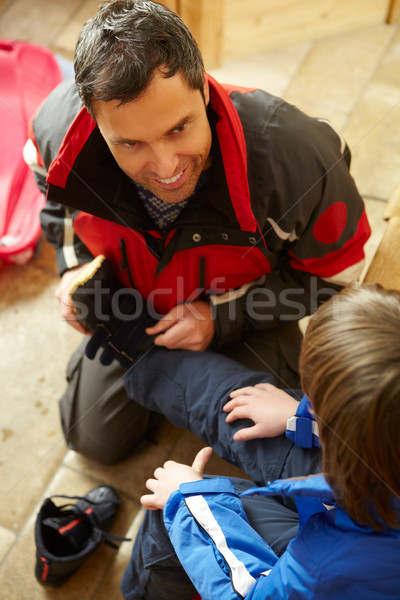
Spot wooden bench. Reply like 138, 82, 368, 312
363, 183, 400, 291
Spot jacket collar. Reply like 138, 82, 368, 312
242, 474, 400, 534
206, 74, 256, 231
241, 474, 335, 503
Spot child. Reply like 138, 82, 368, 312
121, 284, 400, 599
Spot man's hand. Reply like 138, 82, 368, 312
145, 301, 214, 351
223, 383, 299, 441
55, 264, 91, 334
140, 447, 213, 510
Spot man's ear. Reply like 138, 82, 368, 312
203, 73, 210, 106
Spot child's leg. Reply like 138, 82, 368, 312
124, 348, 321, 485
120, 507, 196, 600
121, 477, 299, 600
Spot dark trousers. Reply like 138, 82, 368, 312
59, 323, 303, 464
119, 347, 321, 600
123, 347, 320, 486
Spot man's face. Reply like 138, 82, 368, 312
94, 69, 212, 204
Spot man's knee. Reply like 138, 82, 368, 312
58, 339, 154, 463
62, 424, 130, 465
60, 397, 152, 464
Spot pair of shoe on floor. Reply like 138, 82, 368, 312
35, 484, 127, 587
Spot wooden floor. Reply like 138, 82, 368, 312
1, 2, 400, 598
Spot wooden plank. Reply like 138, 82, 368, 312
53, 1, 180, 60
226, 0, 388, 23
179, 0, 224, 68
223, 0, 390, 61
364, 181, 400, 290
53, 0, 100, 57
0, 0, 12, 17
384, 182, 400, 219
0, 0, 81, 47
227, 0, 327, 21
161, 0, 179, 12
387, 0, 400, 22
363, 216, 400, 291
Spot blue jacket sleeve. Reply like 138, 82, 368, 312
164, 477, 319, 599
164, 478, 280, 599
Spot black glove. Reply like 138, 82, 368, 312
68, 255, 157, 368
84, 289, 157, 368
67, 255, 121, 333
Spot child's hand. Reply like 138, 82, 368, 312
140, 447, 213, 510
223, 383, 299, 441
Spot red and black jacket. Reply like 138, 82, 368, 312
29, 75, 370, 346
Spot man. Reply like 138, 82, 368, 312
25, 0, 370, 464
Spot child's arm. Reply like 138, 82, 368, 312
142, 448, 313, 600
163, 476, 315, 600
164, 477, 281, 600
141, 448, 279, 598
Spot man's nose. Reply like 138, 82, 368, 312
149, 143, 180, 179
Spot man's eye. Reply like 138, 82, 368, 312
171, 122, 187, 134
123, 142, 138, 148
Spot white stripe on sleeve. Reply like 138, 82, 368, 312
184, 495, 256, 598
62, 211, 79, 269
286, 416, 319, 438
22, 139, 48, 177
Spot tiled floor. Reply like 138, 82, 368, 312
1, 2, 400, 598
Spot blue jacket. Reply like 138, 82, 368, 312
164, 476, 400, 599
163, 398, 400, 599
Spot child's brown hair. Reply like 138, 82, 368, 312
300, 284, 400, 530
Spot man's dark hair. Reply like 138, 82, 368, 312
74, 0, 205, 117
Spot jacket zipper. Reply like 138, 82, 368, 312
119, 238, 136, 288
